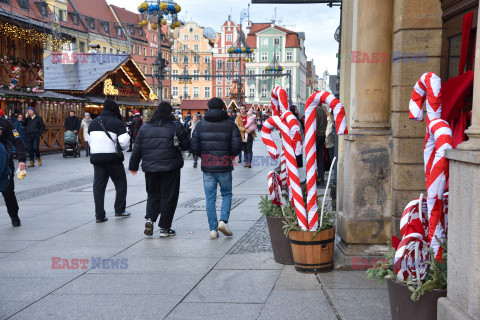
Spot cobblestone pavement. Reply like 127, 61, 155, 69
228, 217, 272, 254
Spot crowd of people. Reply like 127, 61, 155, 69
1, 97, 336, 240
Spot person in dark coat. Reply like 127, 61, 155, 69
190, 98, 242, 239
125, 110, 137, 152
0, 116, 26, 226
88, 99, 131, 223
22, 107, 45, 167
64, 110, 81, 133
133, 110, 143, 138
129, 102, 189, 238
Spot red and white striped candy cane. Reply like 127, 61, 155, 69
268, 171, 282, 206
304, 91, 348, 230
262, 116, 308, 230
280, 152, 288, 190
409, 72, 442, 124
409, 73, 452, 261
271, 86, 303, 155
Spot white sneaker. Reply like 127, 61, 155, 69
218, 221, 233, 236
210, 230, 219, 239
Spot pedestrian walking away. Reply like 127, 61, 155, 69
22, 107, 45, 168
188, 113, 200, 168
125, 110, 136, 152
0, 116, 27, 226
81, 113, 92, 156
129, 102, 190, 238
190, 97, 242, 239
235, 105, 256, 168
88, 99, 131, 223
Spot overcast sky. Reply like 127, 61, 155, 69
106, 0, 340, 76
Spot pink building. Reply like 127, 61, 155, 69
212, 18, 246, 100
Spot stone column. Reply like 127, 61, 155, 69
336, 0, 393, 263
438, 9, 480, 320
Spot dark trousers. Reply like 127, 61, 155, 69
242, 134, 254, 163
93, 162, 127, 219
2, 161, 18, 217
26, 135, 41, 161
193, 155, 198, 163
316, 136, 326, 180
145, 169, 181, 229
128, 133, 134, 151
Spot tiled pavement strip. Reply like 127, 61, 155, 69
0, 137, 389, 320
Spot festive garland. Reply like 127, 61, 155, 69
0, 56, 43, 69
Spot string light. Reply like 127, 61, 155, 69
0, 22, 65, 48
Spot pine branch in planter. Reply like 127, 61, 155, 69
258, 195, 283, 217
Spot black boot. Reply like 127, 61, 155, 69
10, 213, 21, 227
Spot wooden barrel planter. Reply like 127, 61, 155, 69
387, 278, 447, 320
289, 227, 335, 273
266, 216, 294, 265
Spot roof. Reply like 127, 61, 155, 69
0, 89, 87, 101
0, 0, 52, 29
246, 23, 300, 48
179, 100, 209, 110
68, 0, 127, 41
109, 5, 147, 42
44, 53, 130, 92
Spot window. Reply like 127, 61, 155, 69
216, 60, 223, 70
216, 87, 223, 98
274, 38, 280, 46
172, 86, 178, 96
40, 3, 48, 17
227, 34, 232, 41
150, 66, 154, 75
103, 22, 109, 33
226, 61, 232, 69
204, 70, 210, 76
226, 76, 231, 84
194, 35, 199, 41
193, 87, 199, 98
193, 70, 199, 80
261, 69, 267, 79
59, 10, 67, 22
172, 55, 178, 63
183, 45, 188, 51
79, 42, 85, 53
143, 65, 146, 74
248, 70, 255, 79
204, 87, 210, 98
151, 49, 153, 56
136, 46, 140, 54
116, 26, 122, 37
249, 87, 255, 98
194, 44, 199, 51
103, 47, 107, 53
261, 38, 268, 46
183, 56, 188, 64
217, 77, 222, 84
183, 86, 189, 98
172, 70, 178, 80
235, 61, 240, 69
87, 17, 95, 30
194, 56, 200, 63
143, 48, 146, 56
153, 34, 156, 43
286, 51, 293, 61
274, 52, 280, 61
138, 28, 143, 36
261, 86, 267, 97
204, 57, 210, 64
261, 52, 268, 61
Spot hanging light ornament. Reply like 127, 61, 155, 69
138, 1, 182, 30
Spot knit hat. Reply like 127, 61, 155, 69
28, 107, 35, 112
84, 112, 90, 117
103, 98, 120, 115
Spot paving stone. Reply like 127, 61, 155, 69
166, 302, 263, 320
317, 270, 386, 289
184, 269, 280, 303
227, 217, 272, 254
274, 265, 322, 290
215, 252, 282, 270
326, 288, 390, 320
257, 289, 337, 320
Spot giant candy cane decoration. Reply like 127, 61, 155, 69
303, 91, 348, 230
408, 72, 453, 261
271, 86, 303, 155
262, 116, 308, 230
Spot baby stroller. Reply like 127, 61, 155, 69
63, 131, 80, 158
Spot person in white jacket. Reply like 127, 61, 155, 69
81, 112, 92, 156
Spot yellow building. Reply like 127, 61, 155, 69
170, 21, 217, 101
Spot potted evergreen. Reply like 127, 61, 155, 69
367, 240, 447, 320
259, 194, 294, 265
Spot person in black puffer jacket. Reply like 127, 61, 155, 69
88, 99, 131, 223
190, 98, 242, 239
129, 102, 189, 238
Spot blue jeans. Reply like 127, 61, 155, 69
203, 171, 232, 231
26, 135, 41, 162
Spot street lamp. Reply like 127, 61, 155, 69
138, 1, 182, 102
